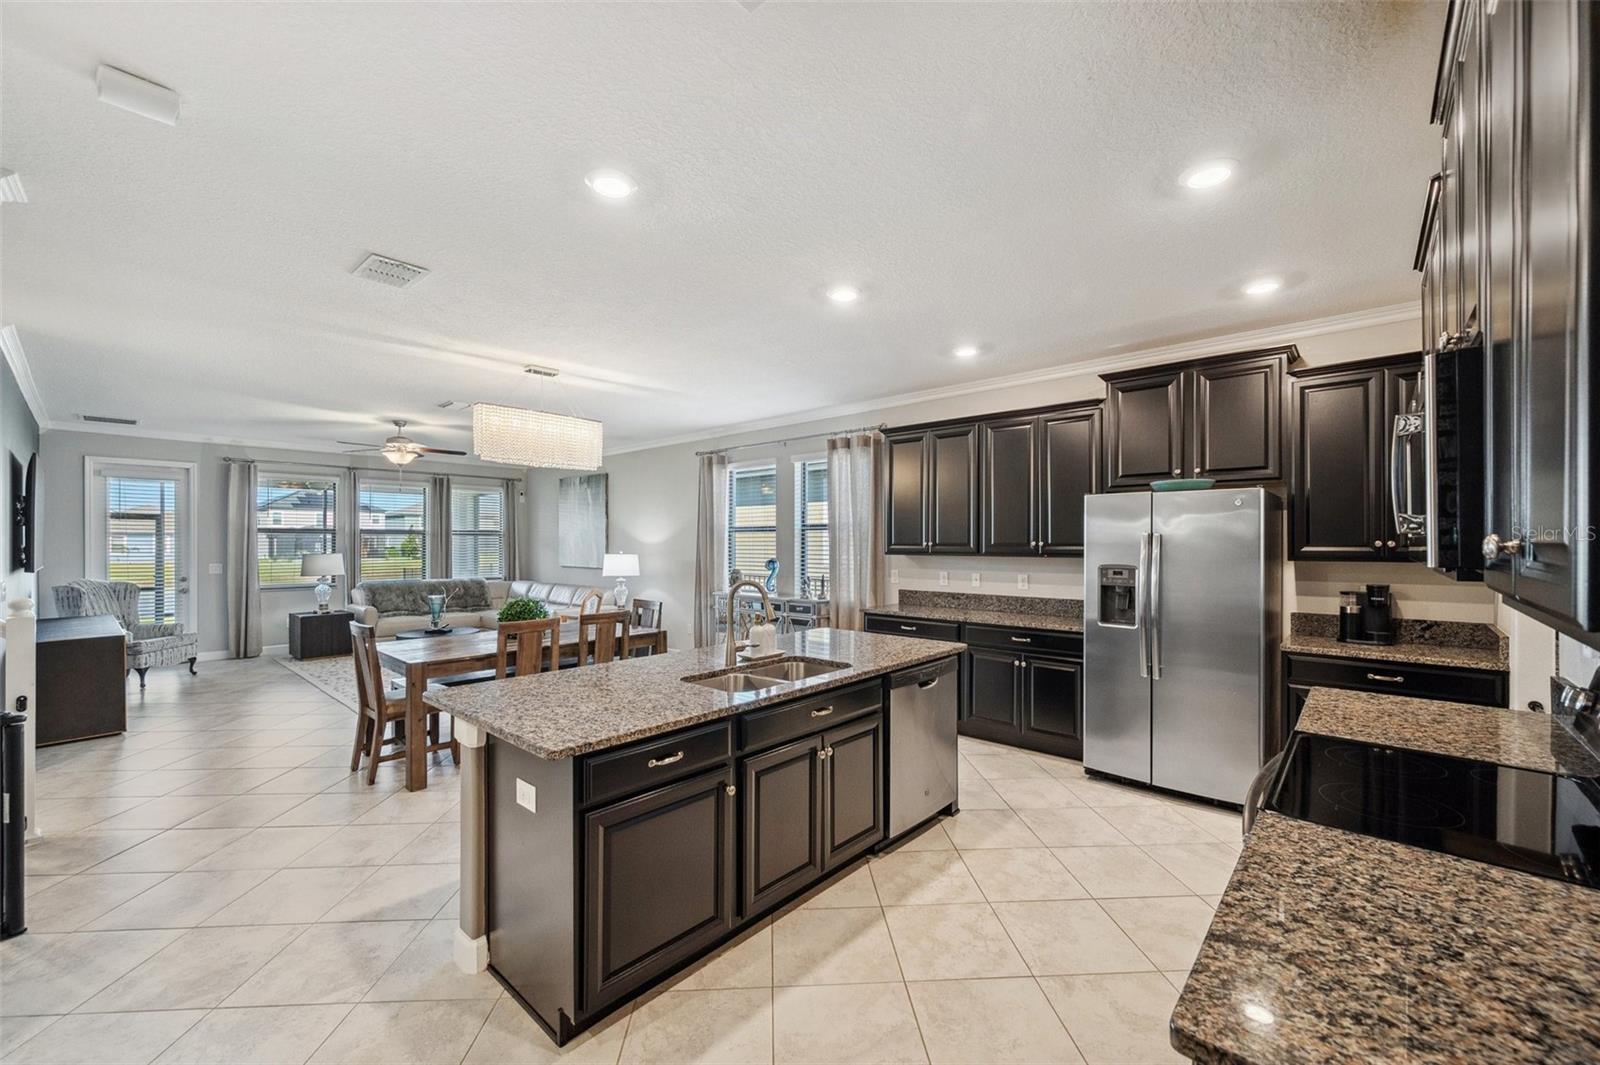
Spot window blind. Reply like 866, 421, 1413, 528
358, 479, 427, 580
796, 459, 830, 594
450, 483, 506, 579
726, 464, 778, 581
104, 474, 181, 624
255, 473, 338, 586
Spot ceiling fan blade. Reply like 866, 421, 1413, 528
336, 441, 385, 449
415, 446, 468, 456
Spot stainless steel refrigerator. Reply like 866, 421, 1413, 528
1082, 488, 1281, 805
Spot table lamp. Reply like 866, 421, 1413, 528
602, 552, 640, 608
301, 553, 346, 612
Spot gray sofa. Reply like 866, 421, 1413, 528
348, 578, 610, 637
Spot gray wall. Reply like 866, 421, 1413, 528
2, 358, 41, 609
37, 429, 536, 653
529, 315, 1500, 652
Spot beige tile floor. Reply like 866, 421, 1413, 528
0, 656, 1243, 1064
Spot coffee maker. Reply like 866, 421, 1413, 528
1337, 584, 1397, 645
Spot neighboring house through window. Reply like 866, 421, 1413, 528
358, 477, 427, 580
726, 463, 778, 583
450, 481, 507, 579
256, 472, 338, 587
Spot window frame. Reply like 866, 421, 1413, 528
356, 475, 430, 582
448, 478, 509, 580
254, 470, 340, 590
793, 455, 830, 597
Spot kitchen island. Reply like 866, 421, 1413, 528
424, 627, 963, 1046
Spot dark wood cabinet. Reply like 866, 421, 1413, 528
965, 649, 1022, 732
962, 640, 1083, 760
36, 616, 127, 746
979, 416, 1038, 554
1102, 347, 1296, 489
740, 735, 823, 915
1282, 650, 1508, 748
884, 426, 977, 554
1289, 356, 1422, 563
1038, 406, 1103, 555
289, 610, 354, 660
1022, 655, 1083, 752
820, 715, 884, 868
581, 767, 736, 1015
1430, 0, 1600, 640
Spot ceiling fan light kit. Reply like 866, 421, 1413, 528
472, 402, 604, 470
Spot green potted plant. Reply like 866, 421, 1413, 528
498, 597, 549, 624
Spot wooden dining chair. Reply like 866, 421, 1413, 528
497, 617, 561, 679
348, 622, 457, 785
628, 599, 662, 656
578, 590, 604, 615
575, 608, 631, 665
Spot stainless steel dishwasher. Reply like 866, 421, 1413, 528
887, 656, 960, 839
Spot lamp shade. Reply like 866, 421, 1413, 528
300, 553, 346, 578
602, 553, 640, 578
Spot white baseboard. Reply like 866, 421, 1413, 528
197, 642, 290, 663
196, 650, 231, 662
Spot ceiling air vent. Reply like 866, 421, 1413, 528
353, 253, 429, 288
80, 414, 139, 426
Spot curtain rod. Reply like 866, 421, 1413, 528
694, 423, 885, 458
220, 456, 519, 482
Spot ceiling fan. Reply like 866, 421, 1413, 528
337, 420, 466, 466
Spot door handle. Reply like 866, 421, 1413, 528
810, 706, 834, 718
1365, 673, 1405, 684
1136, 532, 1150, 680
1149, 533, 1164, 681
1009, 636, 1032, 644
916, 678, 940, 689
647, 751, 685, 768
899, 625, 918, 632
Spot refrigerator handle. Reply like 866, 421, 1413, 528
1136, 533, 1150, 679
1149, 532, 1164, 681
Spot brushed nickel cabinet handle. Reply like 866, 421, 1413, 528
1386, 540, 1398, 549
647, 751, 686, 768
1365, 673, 1405, 684
899, 625, 918, 632
1373, 540, 1384, 548
724, 784, 736, 796
1010, 636, 1032, 644
1482, 533, 1524, 564
1172, 468, 1181, 476
810, 706, 834, 718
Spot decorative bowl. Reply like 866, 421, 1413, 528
1150, 478, 1217, 492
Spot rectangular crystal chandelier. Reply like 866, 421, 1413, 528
472, 402, 604, 470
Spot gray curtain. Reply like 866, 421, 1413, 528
503, 478, 523, 580
827, 432, 885, 630
427, 474, 451, 579
225, 460, 262, 658
693, 452, 729, 648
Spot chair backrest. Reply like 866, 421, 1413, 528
577, 589, 604, 615
578, 608, 631, 665
53, 579, 139, 630
497, 617, 561, 679
349, 622, 386, 717
631, 598, 662, 630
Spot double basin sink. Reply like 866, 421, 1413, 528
683, 656, 848, 694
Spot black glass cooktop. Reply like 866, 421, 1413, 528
1265, 732, 1600, 888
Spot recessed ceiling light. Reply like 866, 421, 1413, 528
952, 344, 981, 359
585, 169, 637, 200
1179, 159, 1237, 190
826, 284, 861, 305
1242, 277, 1282, 297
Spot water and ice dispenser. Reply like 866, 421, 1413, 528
1096, 565, 1139, 628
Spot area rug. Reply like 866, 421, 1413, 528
277, 653, 400, 711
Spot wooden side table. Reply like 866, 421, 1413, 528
289, 610, 354, 659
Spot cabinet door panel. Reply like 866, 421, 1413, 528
1455, 6, 1483, 333
1104, 371, 1185, 489
1290, 370, 1384, 561
823, 715, 884, 868
1039, 408, 1102, 556
740, 737, 824, 915
1384, 363, 1425, 560
1191, 354, 1286, 483
964, 649, 1021, 734
885, 432, 929, 553
583, 768, 735, 1013
1022, 656, 1082, 759
930, 427, 979, 553
980, 417, 1037, 554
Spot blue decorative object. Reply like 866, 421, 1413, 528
1151, 478, 1217, 492
764, 558, 779, 594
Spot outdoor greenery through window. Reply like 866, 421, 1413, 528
727, 464, 777, 582
450, 482, 506, 579
795, 459, 829, 595
359, 478, 427, 580
256, 473, 337, 587
104, 474, 181, 624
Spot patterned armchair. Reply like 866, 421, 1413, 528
52, 579, 199, 688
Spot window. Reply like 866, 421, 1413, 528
450, 482, 506, 579
101, 472, 184, 624
256, 473, 338, 587
726, 463, 777, 581
358, 478, 427, 580
795, 459, 829, 595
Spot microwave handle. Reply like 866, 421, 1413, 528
1422, 349, 1440, 568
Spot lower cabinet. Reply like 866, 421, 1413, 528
821, 714, 885, 868
963, 649, 1083, 759
1281, 651, 1509, 743
582, 767, 736, 1015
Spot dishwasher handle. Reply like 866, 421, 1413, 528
889, 655, 960, 690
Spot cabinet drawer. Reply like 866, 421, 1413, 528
581, 721, 733, 806
963, 624, 1082, 657
739, 682, 881, 753
863, 615, 961, 642
1284, 653, 1507, 707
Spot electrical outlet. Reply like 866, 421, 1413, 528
1017, 573, 1029, 590
208, 562, 223, 575
891, 569, 900, 585
938, 571, 949, 587
970, 572, 981, 587
516, 779, 537, 813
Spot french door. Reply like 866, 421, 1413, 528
85, 459, 197, 631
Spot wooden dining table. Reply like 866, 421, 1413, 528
377, 621, 668, 790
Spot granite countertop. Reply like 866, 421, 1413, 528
866, 603, 1084, 634
1295, 687, 1600, 776
1280, 633, 1508, 671
424, 628, 964, 760
1170, 812, 1600, 1065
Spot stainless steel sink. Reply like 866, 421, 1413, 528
743, 658, 848, 683
683, 671, 783, 694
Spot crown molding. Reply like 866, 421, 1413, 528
0, 325, 49, 427
604, 302, 1419, 457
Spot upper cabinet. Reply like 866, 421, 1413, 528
1428, 0, 1599, 640
1102, 346, 1297, 489
884, 402, 1102, 557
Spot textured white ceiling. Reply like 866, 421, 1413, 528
1, 1, 1440, 454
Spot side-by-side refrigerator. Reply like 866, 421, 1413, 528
1082, 488, 1280, 805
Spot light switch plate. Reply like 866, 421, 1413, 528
890, 569, 899, 585
1017, 573, 1029, 590
516, 779, 537, 813
938, 571, 949, 587
208, 562, 223, 575
970, 572, 981, 586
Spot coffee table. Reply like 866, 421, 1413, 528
394, 626, 483, 640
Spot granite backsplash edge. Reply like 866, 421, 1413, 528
897, 589, 1084, 620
